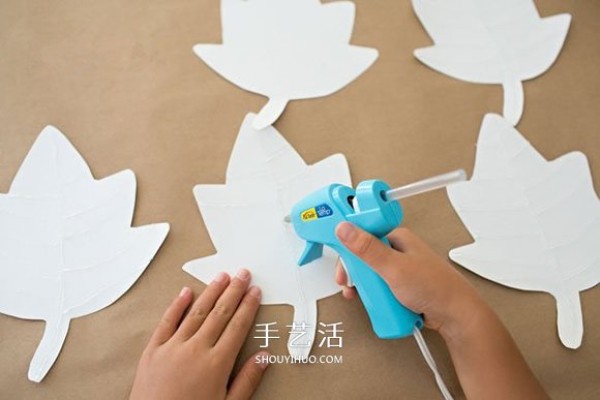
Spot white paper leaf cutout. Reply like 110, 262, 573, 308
184, 113, 351, 358
447, 114, 600, 349
0, 126, 170, 382
194, 0, 379, 129
412, 0, 571, 125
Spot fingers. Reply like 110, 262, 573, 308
196, 269, 252, 346
335, 261, 347, 286
335, 262, 357, 299
227, 352, 270, 400
215, 285, 262, 358
342, 286, 358, 300
149, 287, 194, 346
387, 227, 419, 254
176, 272, 231, 340
335, 222, 405, 282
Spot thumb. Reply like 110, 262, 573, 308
227, 352, 270, 400
335, 222, 404, 282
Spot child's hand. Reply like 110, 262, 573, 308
334, 222, 549, 399
334, 222, 487, 340
130, 269, 269, 400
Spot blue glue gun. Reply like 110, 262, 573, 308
288, 170, 466, 339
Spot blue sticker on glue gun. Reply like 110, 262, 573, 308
301, 204, 333, 222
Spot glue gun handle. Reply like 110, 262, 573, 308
336, 240, 423, 339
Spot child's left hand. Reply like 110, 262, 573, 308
129, 269, 269, 400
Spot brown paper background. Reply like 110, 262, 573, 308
1, 0, 599, 399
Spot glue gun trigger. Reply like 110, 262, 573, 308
298, 241, 324, 266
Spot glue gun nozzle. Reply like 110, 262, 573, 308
283, 215, 292, 223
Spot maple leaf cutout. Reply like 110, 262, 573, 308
448, 114, 600, 349
412, 0, 571, 125
184, 113, 350, 359
0, 126, 169, 382
194, 0, 378, 129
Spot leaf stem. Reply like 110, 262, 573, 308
28, 316, 71, 382
287, 301, 317, 360
554, 290, 583, 349
502, 79, 524, 126
253, 97, 288, 130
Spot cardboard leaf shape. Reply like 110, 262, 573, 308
412, 0, 570, 125
194, 0, 378, 129
0, 126, 169, 382
448, 114, 600, 349
184, 113, 351, 358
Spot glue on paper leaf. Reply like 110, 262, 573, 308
448, 114, 600, 349
194, 0, 378, 129
0, 126, 169, 382
412, 0, 570, 125
184, 113, 350, 358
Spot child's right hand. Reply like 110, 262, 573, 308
334, 222, 488, 341
334, 222, 549, 400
